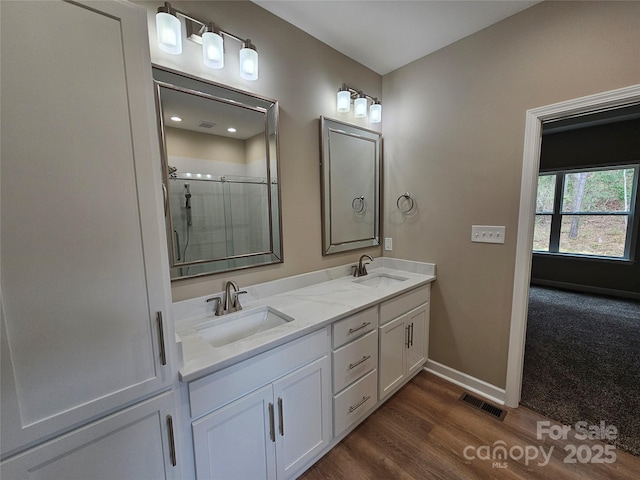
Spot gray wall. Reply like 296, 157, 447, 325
382, 0, 640, 388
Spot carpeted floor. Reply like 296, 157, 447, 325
521, 286, 640, 456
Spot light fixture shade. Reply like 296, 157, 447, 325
156, 11, 182, 55
239, 41, 258, 81
354, 96, 367, 118
337, 89, 351, 113
202, 31, 224, 69
369, 102, 382, 123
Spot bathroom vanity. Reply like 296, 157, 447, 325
174, 258, 435, 479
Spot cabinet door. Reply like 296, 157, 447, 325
378, 316, 407, 400
192, 385, 276, 480
273, 355, 331, 479
0, 0, 172, 455
0, 392, 178, 480
406, 305, 429, 375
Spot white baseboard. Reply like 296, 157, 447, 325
425, 360, 506, 405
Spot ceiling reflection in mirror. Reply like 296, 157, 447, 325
153, 67, 282, 279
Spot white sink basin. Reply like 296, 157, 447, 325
195, 306, 294, 347
353, 273, 409, 288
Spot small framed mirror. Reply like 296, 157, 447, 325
153, 66, 283, 279
320, 117, 381, 255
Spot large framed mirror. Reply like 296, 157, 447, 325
153, 66, 283, 279
320, 117, 381, 255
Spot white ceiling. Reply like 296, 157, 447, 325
253, 0, 540, 75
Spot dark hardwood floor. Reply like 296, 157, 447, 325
300, 371, 640, 480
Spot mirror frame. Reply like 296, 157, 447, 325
320, 116, 381, 255
152, 65, 283, 279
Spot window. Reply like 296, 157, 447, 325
533, 166, 638, 259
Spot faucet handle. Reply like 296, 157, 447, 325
206, 296, 224, 316
232, 290, 248, 311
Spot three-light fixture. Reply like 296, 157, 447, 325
156, 2, 258, 81
337, 84, 382, 123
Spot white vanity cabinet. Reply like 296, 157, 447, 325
378, 285, 431, 400
331, 308, 379, 437
188, 329, 332, 480
1, 0, 177, 475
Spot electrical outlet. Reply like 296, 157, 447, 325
471, 225, 506, 244
384, 237, 393, 251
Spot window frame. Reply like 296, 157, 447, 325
533, 164, 639, 262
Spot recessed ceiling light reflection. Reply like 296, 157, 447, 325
170, 116, 182, 122
227, 127, 237, 133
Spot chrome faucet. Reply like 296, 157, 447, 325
223, 280, 247, 313
206, 281, 247, 316
353, 254, 373, 277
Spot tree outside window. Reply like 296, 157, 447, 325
533, 166, 638, 259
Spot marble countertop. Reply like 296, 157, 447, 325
174, 258, 436, 382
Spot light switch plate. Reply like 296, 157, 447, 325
471, 225, 505, 244
384, 237, 393, 251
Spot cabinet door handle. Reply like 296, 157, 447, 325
348, 322, 371, 334
166, 415, 177, 467
410, 322, 414, 347
162, 183, 168, 217
348, 355, 371, 370
277, 397, 284, 436
406, 324, 411, 348
157, 312, 167, 366
268, 403, 275, 442
349, 395, 371, 413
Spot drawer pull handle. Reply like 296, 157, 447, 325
348, 322, 371, 334
349, 395, 371, 413
348, 355, 371, 370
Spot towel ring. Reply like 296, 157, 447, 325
352, 196, 365, 213
396, 192, 415, 214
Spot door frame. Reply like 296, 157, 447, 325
504, 84, 640, 408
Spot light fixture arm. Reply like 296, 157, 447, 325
340, 84, 378, 103
161, 2, 253, 49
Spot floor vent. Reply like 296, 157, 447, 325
459, 393, 507, 421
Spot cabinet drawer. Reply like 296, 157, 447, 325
189, 328, 329, 419
380, 284, 430, 326
332, 330, 378, 393
333, 369, 377, 437
332, 307, 377, 348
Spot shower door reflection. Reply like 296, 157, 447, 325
169, 176, 272, 276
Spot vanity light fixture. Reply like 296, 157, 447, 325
353, 93, 367, 118
155, 2, 259, 81
336, 84, 382, 123
336, 85, 351, 113
239, 40, 258, 81
156, 3, 182, 55
369, 100, 382, 124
